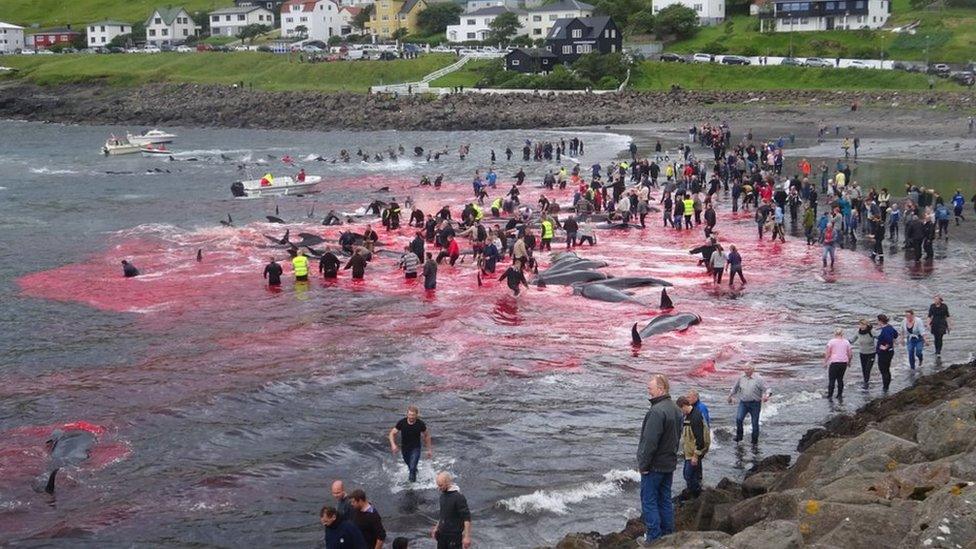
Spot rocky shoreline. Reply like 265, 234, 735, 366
1, 81, 975, 132
553, 360, 976, 549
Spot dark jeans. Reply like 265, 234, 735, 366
729, 266, 746, 285
828, 362, 847, 399
436, 531, 463, 549
566, 232, 577, 247
402, 446, 421, 482
933, 329, 945, 355
859, 353, 875, 384
640, 471, 674, 541
735, 400, 761, 444
578, 235, 595, 246
436, 251, 459, 266
877, 350, 894, 391
682, 459, 703, 497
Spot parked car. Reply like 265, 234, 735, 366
196, 43, 213, 52
779, 57, 802, 66
302, 45, 323, 53
950, 71, 975, 86
143, 46, 161, 53
691, 53, 713, 63
659, 52, 686, 63
928, 63, 951, 76
159, 44, 174, 52
721, 55, 751, 65
175, 45, 194, 53
804, 57, 833, 68
847, 60, 871, 69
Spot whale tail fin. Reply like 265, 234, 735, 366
631, 323, 642, 346
45, 469, 59, 494
660, 289, 674, 310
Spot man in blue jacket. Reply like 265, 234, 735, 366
321, 506, 366, 549
636, 374, 683, 546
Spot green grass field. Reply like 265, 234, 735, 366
420, 59, 966, 91
428, 59, 496, 88
0, 0, 233, 28
0, 52, 457, 92
667, 4, 976, 63
629, 61, 965, 90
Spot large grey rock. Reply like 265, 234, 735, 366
913, 396, 976, 460
871, 461, 953, 500
725, 490, 803, 532
812, 429, 923, 485
648, 531, 732, 548
772, 438, 846, 491
898, 481, 976, 549
796, 500, 916, 547
741, 472, 781, 498
729, 520, 802, 549
812, 472, 889, 505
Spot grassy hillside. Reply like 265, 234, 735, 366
428, 59, 496, 88
0, 52, 457, 92
423, 60, 966, 91
629, 61, 964, 90
0, 0, 232, 28
667, 0, 976, 63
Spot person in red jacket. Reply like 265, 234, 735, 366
436, 235, 460, 266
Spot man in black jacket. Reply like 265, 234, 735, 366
432, 472, 471, 549
636, 374, 682, 545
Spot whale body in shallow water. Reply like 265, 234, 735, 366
39, 429, 96, 494
578, 283, 643, 304
576, 276, 672, 290
631, 313, 702, 344
535, 269, 609, 286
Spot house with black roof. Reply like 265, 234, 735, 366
504, 48, 558, 73
545, 16, 621, 64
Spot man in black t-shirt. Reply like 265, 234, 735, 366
927, 295, 951, 358
388, 405, 432, 482
263, 257, 282, 286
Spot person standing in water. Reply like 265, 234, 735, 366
927, 295, 950, 359
422, 252, 438, 290
901, 309, 926, 370
875, 314, 898, 392
344, 249, 368, 280
823, 328, 853, 400
498, 264, 528, 296
728, 365, 770, 445
389, 405, 433, 483
849, 319, 876, 388
432, 472, 472, 549
263, 257, 282, 286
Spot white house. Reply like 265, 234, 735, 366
521, 0, 594, 40
210, 5, 275, 37
87, 21, 131, 47
652, 0, 725, 25
765, 0, 889, 31
145, 7, 199, 46
338, 6, 363, 35
0, 22, 25, 53
281, 0, 342, 41
464, 0, 520, 12
447, 6, 524, 42
446, 0, 593, 43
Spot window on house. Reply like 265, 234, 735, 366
155, 17, 161, 24
533, 15, 541, 21
467, 19, 475, 24
101, 36, 106, 42
800, 17, 808, 23
838, 1, 846, 8
562, 44, 571, 53
571, 28, 581, 37
549, 14, 557, 20
90, 26, 95, 32
382, 15, 389, 20
467, 32, 475, 39
533, 28, 541, 34
855, 0, 864, 7
90, 36, 96, 43
149, 29, 156, 36
694, 3, 702, 10
238, 14, 246, 20
872, 15, 877, 21
285, 17, 293, 22
512, 59, 520, 65
300, 16, 307, 21
212, 15, 220, 22
161, 29, 168, 35
183, 28, 188, 36
576, 44, 590, 53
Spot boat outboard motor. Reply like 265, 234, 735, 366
230, 181, 246, 197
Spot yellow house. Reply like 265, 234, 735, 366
366, 0, 428, 39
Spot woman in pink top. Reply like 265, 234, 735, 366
824, 328, 853, 400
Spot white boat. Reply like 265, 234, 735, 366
231, 174, 322, 198
140, 144, 173, 157
127, 129, 177, 145
102, 136, 141, 156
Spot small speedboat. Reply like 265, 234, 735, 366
127, 129, 177, 145
102, 136, 141, 156
231, 174, 322, 198
141, 144, 173, 157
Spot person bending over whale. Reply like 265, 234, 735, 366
323, 210, 342, 226
499, 265, 529, 296
121, 260, 140, 278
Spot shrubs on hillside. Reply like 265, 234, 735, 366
472, 53, 631, 90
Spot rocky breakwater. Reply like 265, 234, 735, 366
1, 81, 975, 131
553, 360, 976, 549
